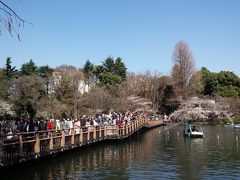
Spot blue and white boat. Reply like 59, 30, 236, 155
184, 124, 204, 138
234, 124, 240, 129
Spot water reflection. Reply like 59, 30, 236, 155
2, 125, 240, 179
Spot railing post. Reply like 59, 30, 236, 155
104, 126, 107, 138
116, 126, 119, 137
61, 130, 65, 148
49, 132, 53, 150
87, 127, 90, 142
0, 136, 3, 165
19, 134, 23, 159
99, 126, 102, 139
126, 125, 128, 135
79, 128, 83, 144
71, 128, 75, 146
93, 127, 96, 141
34, 133, 40, 155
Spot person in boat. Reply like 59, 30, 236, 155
192, 126, 198, 132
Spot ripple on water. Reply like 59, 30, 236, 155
2, 126, 240, 180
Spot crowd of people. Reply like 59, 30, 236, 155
0, 111, 146, 137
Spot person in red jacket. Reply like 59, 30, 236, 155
47, 119, 54, 131
47, 119, 54, 137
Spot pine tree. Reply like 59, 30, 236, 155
4, 57, 17, 78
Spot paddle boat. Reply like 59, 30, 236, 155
233, 124, 240, 129
184, 123, 204, 138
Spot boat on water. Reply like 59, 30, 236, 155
233, 124, 240, 129
184, 124, 204, 138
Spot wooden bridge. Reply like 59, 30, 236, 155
0, 118, 166, 169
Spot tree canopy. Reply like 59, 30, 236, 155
0, 40, 240, 120
92, 56, 127, 88
201, 67, 240, 98
20, 59, 38, 76
171, 40, 195, 95
3, 57, 17, 78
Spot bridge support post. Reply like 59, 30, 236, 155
99, 126, 102, 139
71, 128, 75, 146
61, 130, 65, 148
116, 126, 119, 137
79, 128, 83, 144
87, 127, 90, 142
0, 137, 3, 165
93, 127, 96, 141
104, 126, 107, 138
19, 135, 23, 159
34, 133, 40, 154
49, 132, 53, 150
121, 126, 125, 137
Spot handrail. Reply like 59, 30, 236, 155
0, 117, 164, 168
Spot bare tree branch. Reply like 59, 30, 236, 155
0, 0, 25, 22
0, 0, 32, 41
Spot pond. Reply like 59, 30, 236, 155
2, 124, 240, 179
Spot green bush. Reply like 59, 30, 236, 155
233, 117, 240, 124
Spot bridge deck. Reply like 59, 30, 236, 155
0, 119, 165, 169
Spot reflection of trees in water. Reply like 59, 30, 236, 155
30, 139, 143, 179
3, 126, 240, 179
34, 127, 240, 179
140, 125, 207, 179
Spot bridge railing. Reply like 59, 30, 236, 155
0, 117, 148, 167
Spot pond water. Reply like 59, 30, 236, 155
2, 124, 240, 179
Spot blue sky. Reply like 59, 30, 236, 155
0, 0, 239, 75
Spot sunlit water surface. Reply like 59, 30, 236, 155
2, 125, 240, 179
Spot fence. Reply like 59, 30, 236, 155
0, 118, 150, 168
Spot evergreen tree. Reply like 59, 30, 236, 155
115, 57, 127, 81
83, 59, 94, 79
201, 67, 240, 98
83, 60, 94, 92
20, 59, 38, 76
93, 56, 127, 87
4, 57, 17, 78
38, 65, 53, 94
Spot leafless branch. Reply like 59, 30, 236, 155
0, 0, 33, 41
0, 0, 25, 22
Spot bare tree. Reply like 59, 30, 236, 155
53, 65, 84, 118
172, 40, 195, 94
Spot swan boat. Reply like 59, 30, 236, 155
184, 124, 204, 138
